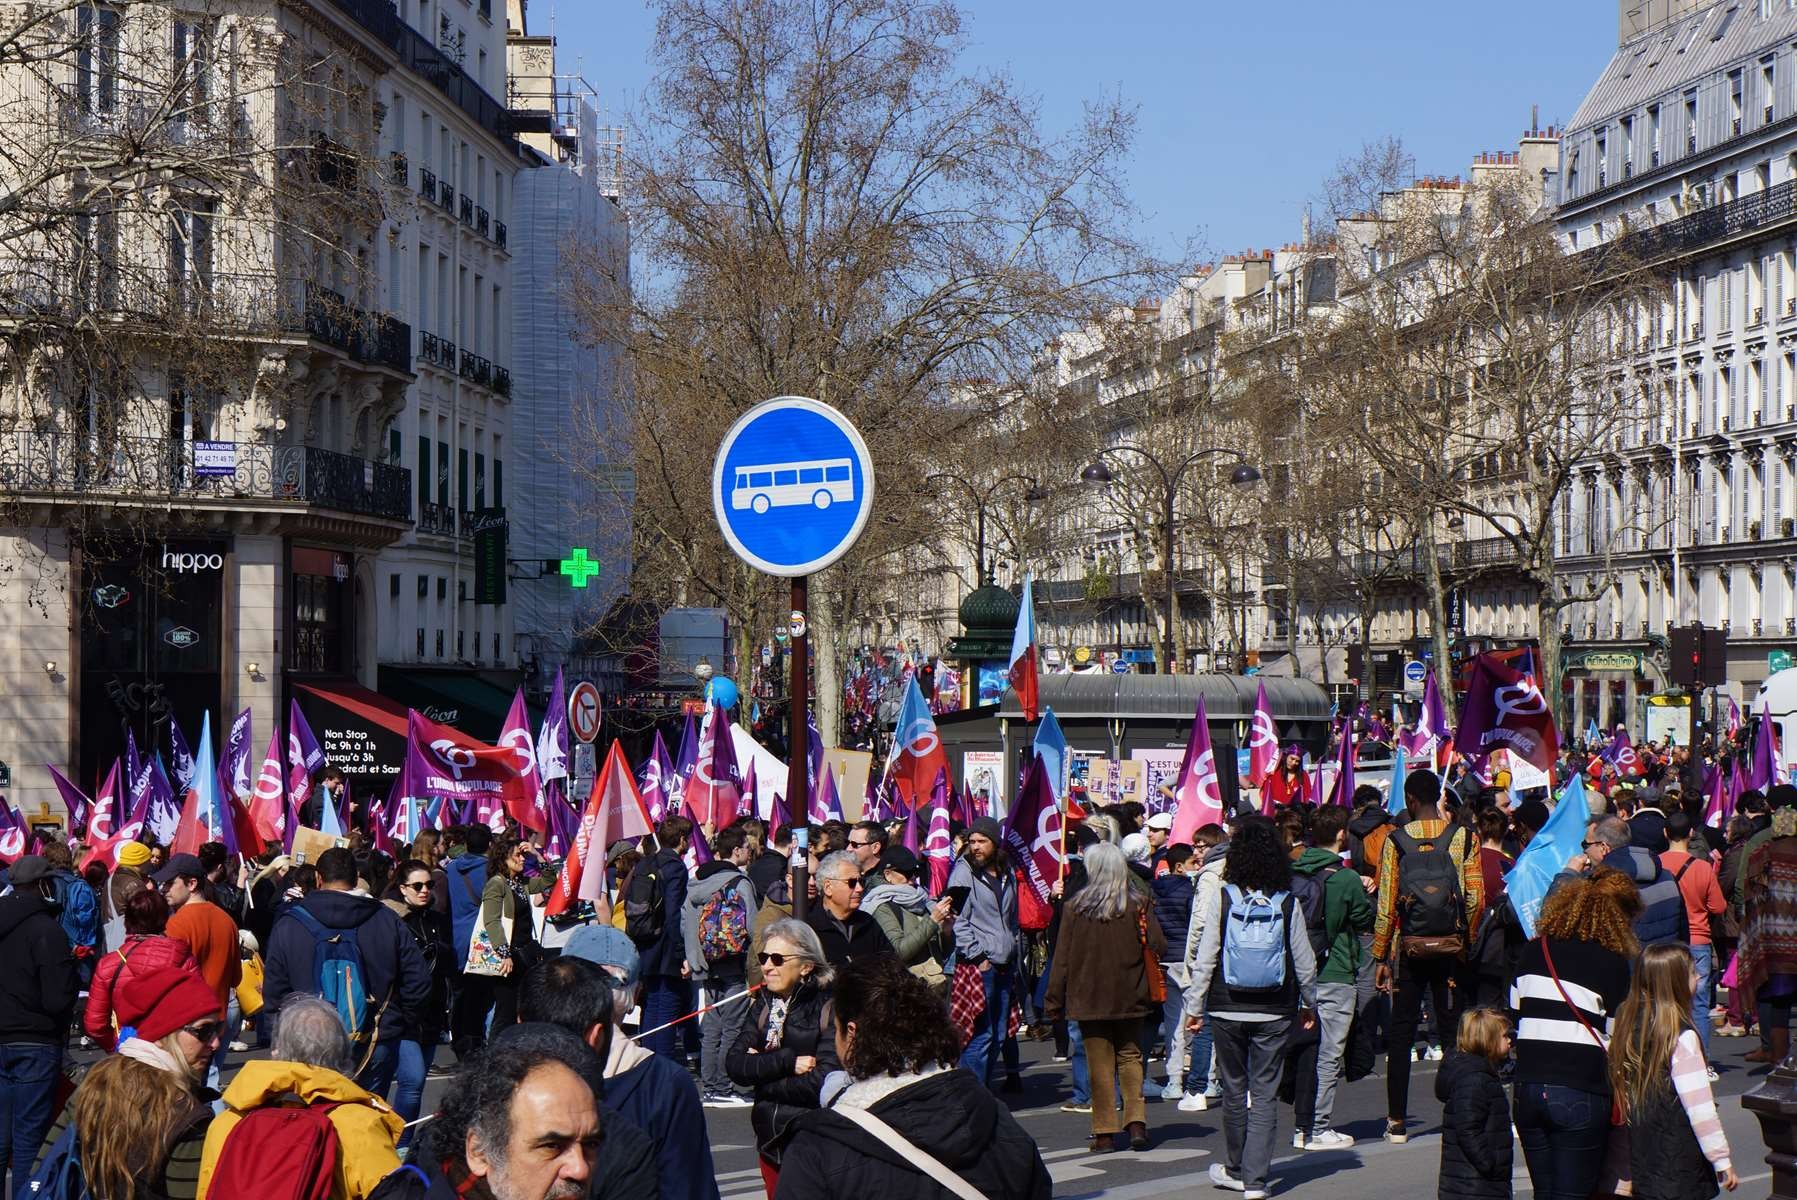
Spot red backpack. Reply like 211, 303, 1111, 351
207, 1101, 342, 1200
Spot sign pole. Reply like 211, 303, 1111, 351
790, 574, 810, 921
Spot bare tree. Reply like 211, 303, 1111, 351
584, 0, 1160, 743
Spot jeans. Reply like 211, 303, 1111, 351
358, 1038, 399, 1099
1692, 942, 1715, 1054
0, 1043, 60, 1200
700, 980, 754, 1095
641, 975, 689, 1059
1311, 981, 1357, 1132
1211, 1017, 1290, 1193
1069, 1019, 1090, 1104
1514, 1081, 1610, 1200
1386, 955, 1457, 1122
1080, 1018, 1145, 1136
958, 966, 1015, 1087
392, 1038, 438, 1141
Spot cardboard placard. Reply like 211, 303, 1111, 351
290, 825, 349, 864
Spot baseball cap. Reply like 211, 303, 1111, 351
1145, 812, 1174, 831
151, 852, 206, 885
876, 846, 919, 878
563, 924, 640, 987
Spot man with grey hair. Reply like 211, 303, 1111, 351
804, 849, 894, 970
199, 995, 404, 1196
1570, 814, 1689, 946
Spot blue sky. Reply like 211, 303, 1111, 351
544, 0, 1619, 262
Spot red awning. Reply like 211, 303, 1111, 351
293, 679, 410, 738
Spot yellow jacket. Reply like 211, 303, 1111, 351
196, 1059, 404, 1200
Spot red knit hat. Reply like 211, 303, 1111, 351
113, 964, 220, 1044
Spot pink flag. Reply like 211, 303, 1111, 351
1703, 759, 1731, 827
499, 688, 547, 833
1248, 681, 1279, 788
638, 731, 675, 823
1002, 754, 1064, 902
1169, 697, 1225, 845
726, 758, 758, 830
684, 703, 741, 828
249, 728, 287, 843
549, 741, 654, 919
811, 764, 844, 824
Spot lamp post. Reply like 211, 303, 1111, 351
1081, 447, 1261, 674
924, 472, 1044, 584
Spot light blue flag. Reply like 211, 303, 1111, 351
321, 792, 343, 837
1503, 773, 1593, 939
1386, 746, 1408, 816
1033, 707, 1068, 802
1585, 718, 1602, 745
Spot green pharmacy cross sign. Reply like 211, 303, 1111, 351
559, 549, 600, 588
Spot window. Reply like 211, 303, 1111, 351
1732, 69, 1746, 135
74, 208, 118, 309
172, 19, 213, 126
417, 574, 429, 598
1648, 103, 1662, 165
474, 452, 485, 506
417, 435, 430, 507
1596, 129, 1609, 187
1686, 89, 1700, 153
458, 446, 469, 508
168, 200, 215, 304
493, 459, 503, 505
76, 5, 120, 116
1764, 56, 1777, 124
825, 465, 851, 481
390, 574, 400, 599
774, 469, 798, 485
798, 467, 823, 483
437, 442, 449, 507
1621, 116, 1634, 175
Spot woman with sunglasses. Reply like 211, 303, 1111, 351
383, 858, 454, 1136
40, 962, 223, 1199
728, 917, 841, 1197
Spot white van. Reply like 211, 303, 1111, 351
1752, 668, 1797, 773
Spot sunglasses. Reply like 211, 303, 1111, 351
757, 952, 791, 967
826, 876, 864, 889
404, 880, 434, 892
181, 1021, 224, 1043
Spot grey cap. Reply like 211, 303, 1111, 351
8, 856, 50, 888
563, 923, 641, 987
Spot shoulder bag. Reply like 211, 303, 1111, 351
833, 1105, 988, 1200
1539, 936, 1625, 1126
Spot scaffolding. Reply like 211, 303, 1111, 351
507, 67, 622, 198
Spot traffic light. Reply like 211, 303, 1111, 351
1670, 624, 1729, 688
1346, 645, 1364, 682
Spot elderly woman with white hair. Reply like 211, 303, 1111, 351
1045, 841, 1167, 1154
195, 996, 404, 1199
727, 917, 841, 1197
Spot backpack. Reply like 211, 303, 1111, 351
1220, 883, 1291, 991
1391, 827, 1466, 958
1289, 864, 1340, 964
206, 1102, 343, 1200
26, 1125, 86, 1200
51, 874, 99, 953
288, 907, 383, 1043
624, 861, 667, 945
697, 878, 751, 963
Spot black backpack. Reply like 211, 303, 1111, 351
1288, 864, 1340, 964
624, 860, 667, 945
1390, 827, 1466, 958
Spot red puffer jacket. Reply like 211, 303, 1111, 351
83, 934, 200, 1049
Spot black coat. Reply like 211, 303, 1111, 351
263, 889, 431, 1043
634, 849, 689, 979
803, 906, 892, 971
726, 979, 839, 1163
395, 901, 454, 1040
774, 1069, 1052, 1200
1434, 1051, 1513, 1200
0, 892, 77, 1043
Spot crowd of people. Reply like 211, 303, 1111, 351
0, 732, 1789, 1200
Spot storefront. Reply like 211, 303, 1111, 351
78, 539, 228, 789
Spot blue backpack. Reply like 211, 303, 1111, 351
1220, 883, 1291, 991
51, 874, 99, 952
288, 907, 381, 1043
27, 1125, 86, 1200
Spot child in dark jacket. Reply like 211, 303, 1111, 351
1436, 1007, 1514, 1200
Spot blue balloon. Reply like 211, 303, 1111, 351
706, 676, 740, 711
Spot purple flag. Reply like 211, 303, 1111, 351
1399, 672, 1450, 766
685, 703, 741, 828
220, 707, 253, 803
47, 764, 92, 836
768, 791, 793, 839
1453, 652, 1558, 773
1002, 754, 1063, 902
1750, 699, 1785, 791
685, 819, 713, 869
169, 721, 197, 796
544, 786, 579, 858
1326, 717, 1357, 807
148, 753, 182, 845
811, 764, 845, 824
1169, 696, 1225, 841
538, 668, 570, 786
0, 795, 25, 862
670, 713, 700, 819
638, 731, 675, 823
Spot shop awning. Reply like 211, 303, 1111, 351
375, 667, 517, 743
292, 678, 412, 781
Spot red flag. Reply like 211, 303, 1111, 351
249, 728, 287, 844
547, 741, 655, 919
1007, 578, 1039, 723
499, 688, 547, 832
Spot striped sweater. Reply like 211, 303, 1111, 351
1671, 1028, 1732, 1173
1508, 936, 1633, 1096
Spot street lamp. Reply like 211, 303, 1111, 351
924, 472, 1042, 584
1081, 447, 1261, 674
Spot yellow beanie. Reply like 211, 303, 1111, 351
116, 841, 152, 869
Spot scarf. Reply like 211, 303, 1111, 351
833, 1065, 947, 1111
118, 1036, 189, 1078
603, 1023, 652, 1079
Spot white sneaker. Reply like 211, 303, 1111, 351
1209, 1163, 1246, 1192
1426, 1044, 1445, 1061
1179, 1091, 1210, 1112
1706, 1066, 1720, 1082
1244, 1190, 1268, 1200
1160, 1082, 1183, 1101
1305, 1129, 1355, 1151
1292, 1130, 1307, 1149
1204, 1083, 1223, 1100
